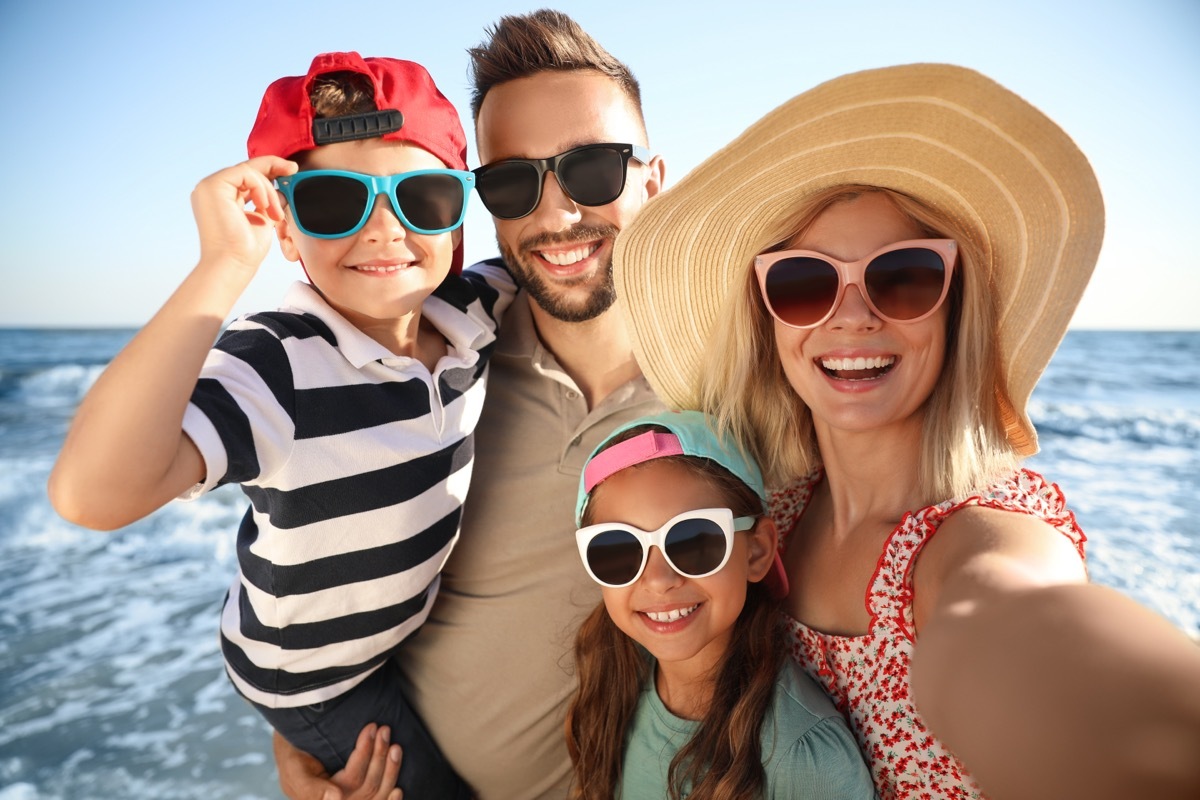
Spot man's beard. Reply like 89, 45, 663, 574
498, 223, 618, 323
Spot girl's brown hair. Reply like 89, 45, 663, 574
565, 425, 785, 800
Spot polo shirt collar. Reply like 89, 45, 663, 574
279, 281, 494, 370
495, 290, 540, 361
422, 292, 494, 359
280, 281, 393, 368
495, 292, 571, 382
494, 291, 656, 403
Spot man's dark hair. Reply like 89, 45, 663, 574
468, 9, 643, 125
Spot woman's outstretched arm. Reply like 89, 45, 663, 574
911, 506, 1200, 800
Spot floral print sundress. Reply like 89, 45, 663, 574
771, 468, 1086, 800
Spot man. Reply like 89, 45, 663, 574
276, 10, 666, 799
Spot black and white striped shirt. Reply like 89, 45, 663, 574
181, 265, 513, 708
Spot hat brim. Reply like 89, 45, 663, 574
614, 63, 1103, 455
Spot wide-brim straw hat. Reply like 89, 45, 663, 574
614, 63, 1104, 456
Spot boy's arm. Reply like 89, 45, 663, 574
48, 156, 296, 530
462, 257, 517, 332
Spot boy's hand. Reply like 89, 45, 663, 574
191, 155, 297, 274
274, 726, 402, 800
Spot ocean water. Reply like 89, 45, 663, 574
1, 329, 1197, 799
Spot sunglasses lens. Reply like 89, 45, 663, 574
663, 517, 728, 577
475, 161, 541, 220
865, 247, 947, 321
558, 146, 626, 206
764, 257, 840, 327
291, 175, 369, 236
585, 529, 645, 586
395, 173, 466, 233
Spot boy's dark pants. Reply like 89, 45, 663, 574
255, 658, 470, 798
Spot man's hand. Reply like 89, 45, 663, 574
274, 724, 402, 800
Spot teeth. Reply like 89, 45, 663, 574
820, 355, 895, 371
645, 605, 698, 623
355, 264, 407, 273
539, 245, 596, 266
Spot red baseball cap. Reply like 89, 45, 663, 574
247, 52, 468, 272
246, 51, 467, 171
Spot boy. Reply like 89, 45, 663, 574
48, 52, 511, 797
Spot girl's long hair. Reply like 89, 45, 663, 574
565, 427, 786, 800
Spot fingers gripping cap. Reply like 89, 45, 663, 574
577, 410, 789, 599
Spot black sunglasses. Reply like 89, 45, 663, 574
472, 142, 653, 220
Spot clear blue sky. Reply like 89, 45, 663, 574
2, 0, 1197, 329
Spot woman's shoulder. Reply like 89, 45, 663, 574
917, 468, 1088, 593
928, 468, 1085, 553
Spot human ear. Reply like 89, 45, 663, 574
641, 154, 666, 202
745, 515, 778, 583
275, 204, 302, 264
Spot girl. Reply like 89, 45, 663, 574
566, 409, 875, 800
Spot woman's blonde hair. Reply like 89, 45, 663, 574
699, 185, 1019, 503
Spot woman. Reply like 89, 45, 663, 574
613, 63, 1200, 800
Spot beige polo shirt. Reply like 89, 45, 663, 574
397, 290, 663, 799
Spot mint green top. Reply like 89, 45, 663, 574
618, 659, 876, 799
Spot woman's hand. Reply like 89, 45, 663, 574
274, 724, 402, 800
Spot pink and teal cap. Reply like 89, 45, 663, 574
577, 410, 788, 599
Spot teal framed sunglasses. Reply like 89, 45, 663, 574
275, 169, 474, 239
